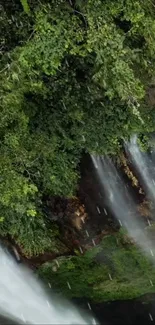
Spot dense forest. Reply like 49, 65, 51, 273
1, 0, 155, 304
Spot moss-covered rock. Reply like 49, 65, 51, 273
38, 231, 155, 302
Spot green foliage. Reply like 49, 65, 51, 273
20, 0, 30, 14
1, 0, 155, 254
19, 6, 85, 75
77, 0, 155, 100
38, 233, 155, 302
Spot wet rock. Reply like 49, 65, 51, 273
138, 200, 151, 218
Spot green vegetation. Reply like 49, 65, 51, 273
38, 232, 155, 302
20, 0, 30, 14
1, 0, 155, 254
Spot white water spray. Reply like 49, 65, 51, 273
126, 135, 155, 202
0, 247, 95, 324
91, 155, 155, 257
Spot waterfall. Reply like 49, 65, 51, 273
125, 135, 155, 202
91, 155, 154, 257
0, 246, 95, 325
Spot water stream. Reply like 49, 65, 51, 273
125, 135, 155, 203
91, 155, 155, 258
0, 246, 94, 325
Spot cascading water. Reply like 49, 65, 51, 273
125, 135, 155, 202
0, 246, 95, 325
91, 155, 155, 258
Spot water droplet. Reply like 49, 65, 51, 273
108, 273, 112, 281
87, 86, 91, 93
48, 282, 51, 288
81, 217, 85, 224
150, 280, 153, 287
62, 102, 67, 110
85, 230, 89, 238
96, 206, 101, 214
149, 313, 153, 321
79, 246, 83, 254
147, 219, 151, 227
92, 239, 96, 247
12, 247, 20, 261
67, 281, 71, 290
119, 219, 122, 227
87, 302, 91, 310
46, 300, 50, 308
55, 260, 60, 268
66, 59, 69, 67
150, 249, 154, 257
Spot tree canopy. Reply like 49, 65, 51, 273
1, 0, 155, 254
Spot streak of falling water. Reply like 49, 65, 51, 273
125, 135, 155, 202
0, 247, 96, 325
91, 155, 154, 257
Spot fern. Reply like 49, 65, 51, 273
20, 0, 30, 14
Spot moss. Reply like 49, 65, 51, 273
38, 231, 155, 302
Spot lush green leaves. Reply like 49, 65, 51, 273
20, 0, 30, 14
38, 232, 155, 301
1, 0, 155, 254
